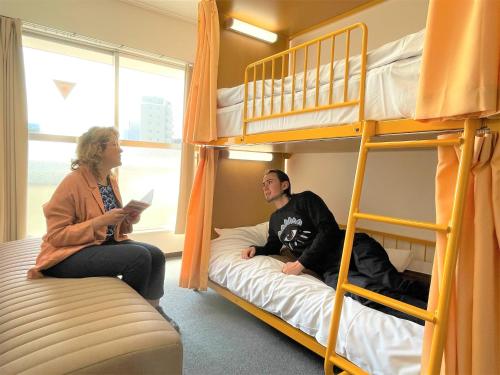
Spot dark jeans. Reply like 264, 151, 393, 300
323, 233, 430, 325
43, 240, 166, 300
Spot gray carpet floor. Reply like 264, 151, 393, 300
160, 257, 324, 375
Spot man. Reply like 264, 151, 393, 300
241, 169, 429, 324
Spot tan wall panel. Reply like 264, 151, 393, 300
218, 28, 287, 88
212, 153, 284, 231
0, 0, 197, 62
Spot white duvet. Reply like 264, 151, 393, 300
216, 55, 421, 138
215, 30, 425, 138
209, 223, 424, 375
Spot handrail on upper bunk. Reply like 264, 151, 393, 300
242, 23, 368, 139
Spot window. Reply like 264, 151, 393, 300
23, 34, 185, 236
24, 36, 115, 136
119, 56, 184, 143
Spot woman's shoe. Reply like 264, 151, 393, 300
155, 306, 180, 333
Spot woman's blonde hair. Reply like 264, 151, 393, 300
71, 126, 119, 177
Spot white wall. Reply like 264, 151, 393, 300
291, 0, 429, 53
287, 0, 436, 247
129, 230, 185, 254
287, 149, 437, 242
289, 0, 428, 71
0, 0, 197, 63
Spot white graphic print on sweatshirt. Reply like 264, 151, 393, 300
277, 216, 312, 251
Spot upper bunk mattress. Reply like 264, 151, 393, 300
209, 224, 423, 375
216, 29, 424, 138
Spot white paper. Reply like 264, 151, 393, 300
123, 189, 154, 213
139, 189, 154, 205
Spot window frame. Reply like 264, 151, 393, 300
24, 31, 186, 149
23, 30, 186, 235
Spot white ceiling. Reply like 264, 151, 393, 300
119, 0, 199, 23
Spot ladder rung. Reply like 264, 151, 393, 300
328, 354, 369, 375
365, 138, 461, 149
342, 283, 436, 322
354, 212, 449, 232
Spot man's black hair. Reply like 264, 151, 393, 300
266, 169, 291, 197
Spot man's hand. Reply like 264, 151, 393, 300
241, 246, 256, 259
282, 260, 305, 275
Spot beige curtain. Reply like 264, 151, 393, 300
422, 132, 500, 374
182, 0, 219, 144
0, 17, 28, 242
179, 147, 218, 290
416, 0, 500, 119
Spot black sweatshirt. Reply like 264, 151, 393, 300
254, 191, 345, 274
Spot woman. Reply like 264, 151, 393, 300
28, 126, 178, 331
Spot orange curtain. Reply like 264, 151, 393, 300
179, 147, 219, 290
183, 0, 219, 144
416, 0, 500, 120
422, 133, 500, 374
176, 65, 195, 234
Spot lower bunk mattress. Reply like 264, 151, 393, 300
208, 223, 424, 375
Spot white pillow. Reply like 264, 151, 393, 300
214, 224, 412, 272
214, 222, 269, 246
384, 248, 413, 272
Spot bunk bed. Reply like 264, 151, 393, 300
204, 23, 500, 375
209, 223, 433, 374
211, 24, 475, 148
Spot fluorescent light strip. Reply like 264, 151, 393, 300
227, 18, 278, 44
228, 150, 273, 161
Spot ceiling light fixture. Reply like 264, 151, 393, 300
226, 18, 278, 44
228, 150, 273, 161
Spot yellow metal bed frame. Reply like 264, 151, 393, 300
207, 22, 500, 374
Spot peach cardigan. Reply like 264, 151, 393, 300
28, 165, 132, 279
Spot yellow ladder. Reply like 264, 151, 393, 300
324, 119, 480, 375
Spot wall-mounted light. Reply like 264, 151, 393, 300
228, 150, 273, 161
226, 18, 278, 44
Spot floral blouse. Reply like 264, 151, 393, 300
98, 180, 120, 239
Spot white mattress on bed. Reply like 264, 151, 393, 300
216, 29, 424, 139
217, 29, 424, 108
217, 56, 421, 138
209, 223, 423, 375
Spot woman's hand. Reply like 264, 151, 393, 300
282, 261, 305, 275
241, 246, 256, 259
92, 208, 127, 230
125, 211, 141, 225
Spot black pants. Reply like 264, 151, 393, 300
43, 240, 166, 300
323, 233, 429, 325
